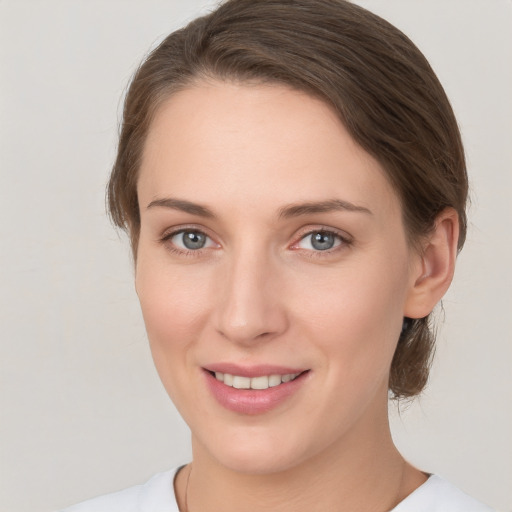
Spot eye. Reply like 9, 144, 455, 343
169, 230, 216, 251
296, 230, 344, 251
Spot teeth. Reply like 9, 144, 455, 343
232, 376, 251, 389
268, 375, 282, 387
213, 372, 301, 389
250, 375, 269, 390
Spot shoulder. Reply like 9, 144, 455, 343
58, 467, 180, 512
393, 475, 496, 512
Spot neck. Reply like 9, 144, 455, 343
176, 398, 426, 512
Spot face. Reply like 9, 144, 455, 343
136, 81, 422, 474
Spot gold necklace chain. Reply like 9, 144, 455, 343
390, 459, 407, 510
182, 463, 193, 512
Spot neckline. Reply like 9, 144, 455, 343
390, 473, 435, 510
171, 467, 436, 512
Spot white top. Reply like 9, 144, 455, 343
59, 467, 495, 512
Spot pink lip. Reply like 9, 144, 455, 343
202, 366, 310, 415
204, 362, 306, 378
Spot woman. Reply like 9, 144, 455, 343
62, 0, 494, 510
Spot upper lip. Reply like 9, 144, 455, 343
203, 363, 308, 378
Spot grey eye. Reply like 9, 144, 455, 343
172, 230, 209, 250
310, 231, 336, 250
296, 231, 342, 251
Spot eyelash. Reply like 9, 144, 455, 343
159, 227, 215, 258
159, 226, 352, 258
291, 228, 352, 258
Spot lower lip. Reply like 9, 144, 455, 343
203, 370, 309, 415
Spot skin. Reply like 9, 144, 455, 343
135, 81, 458, 512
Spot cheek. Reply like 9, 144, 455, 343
135, 256, 213, 388
294, 270, 408, 436
136, 247, 212, 332
290, 254, 409, 376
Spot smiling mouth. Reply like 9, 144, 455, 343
208, 371, 305, 390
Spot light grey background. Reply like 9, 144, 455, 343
1, 1, 510, 511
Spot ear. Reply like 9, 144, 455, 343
404, 208, 460, 319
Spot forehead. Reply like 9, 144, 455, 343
138, 81, 399, 218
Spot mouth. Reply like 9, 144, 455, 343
202, 366, 310, 415
207, 370, 305, 390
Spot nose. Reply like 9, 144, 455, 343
213, 248, 288, 345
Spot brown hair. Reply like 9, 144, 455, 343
107, 0, 467, 399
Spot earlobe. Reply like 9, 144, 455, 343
404, 208, 460, 319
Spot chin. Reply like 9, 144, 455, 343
192, 422, 318, 475
214, 447, 306, 475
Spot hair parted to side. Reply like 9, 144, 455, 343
107, 0, 468, 399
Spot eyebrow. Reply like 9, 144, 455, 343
278, 199, 372, 218
146, 197, 372, 219
146, 197, 215, 218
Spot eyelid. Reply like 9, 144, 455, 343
160, 223, 215, 240
158, 224, 351, 256
159, 224, 221, 254
289, 226, 353, 251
